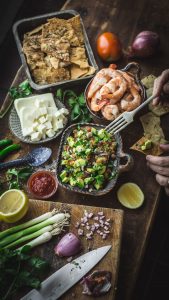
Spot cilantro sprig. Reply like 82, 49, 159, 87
9, 80, 32, 100
0, 247, 49, 300
56, 88, 92, 123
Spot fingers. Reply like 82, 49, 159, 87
156, 174, 169, 187
159, 144, 169, 152
147, 161, 169, 176
152, 69, 169, 105
164, 187, 169, 196
163, 82, 169, 94
146, 154, 169, 167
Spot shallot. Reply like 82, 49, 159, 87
54, 232, 82, 257
129, 31, 160, 58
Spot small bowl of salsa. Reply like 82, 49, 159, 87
27, 170, 58, 199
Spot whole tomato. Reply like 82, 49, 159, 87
96, 32, 122, 62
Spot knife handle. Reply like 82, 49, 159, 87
20, 289, 44, 300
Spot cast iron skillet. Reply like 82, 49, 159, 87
84, 62, 147, 124
56, 123, 133, 196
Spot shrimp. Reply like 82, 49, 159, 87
90, 90, 109, 112
100, 76, 127, 104
119, 71, 140, 91
120, 86, 141, 111
87, 67, 120, 99
101, 104, 120, 121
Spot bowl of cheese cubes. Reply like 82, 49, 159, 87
9, 93, 69, 144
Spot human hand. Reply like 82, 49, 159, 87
152, 69, 169, 105
146, 144, 169, 196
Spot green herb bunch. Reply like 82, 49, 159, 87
0, 247, 49, 300
9, 80, 32, 100
0, 167, 33, 195
56, 88, 92, 123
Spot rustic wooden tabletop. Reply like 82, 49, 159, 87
0, 0, 169, 300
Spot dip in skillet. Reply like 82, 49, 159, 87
59, 126, 117, 191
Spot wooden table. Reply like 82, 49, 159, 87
1, 0, 169, 299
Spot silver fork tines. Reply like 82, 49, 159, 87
105, 95, 155, 135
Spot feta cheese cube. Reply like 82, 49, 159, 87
46, 129, 55, 138
37, 124, 47, 134
55, 120, 64, 130
45, 114, 53, 122
31, 132, 42, 142
39, 116, 46, 124
59, 108, 69, 115
32, 121, 39, 131
39, 107, 47, 115
47, 107, 58, 115
44, 121, 52, 129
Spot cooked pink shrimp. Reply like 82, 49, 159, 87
87, 68, 120, 99
90, 90, 109, 112
101, 104, 120, 121
120, 86, 141, 111
119, 71, 140, 91
100, 76, 127, 104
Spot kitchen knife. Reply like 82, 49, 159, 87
21, 245, 111, 300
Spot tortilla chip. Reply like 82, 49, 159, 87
140, 112, 161, 135
70, 64, 89, 79
68, 15, 84, 45
149, 102, 169, 116
130, 136, 163, 156
141, 74, 156, 89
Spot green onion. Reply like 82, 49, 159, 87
0, 210, 57, 240
18, 232, 53, 251
5, 225, 53, 249
0, 212, 70, 248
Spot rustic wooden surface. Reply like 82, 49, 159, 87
0, 199, 124, 300
0, 0, 169, 299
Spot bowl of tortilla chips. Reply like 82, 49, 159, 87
13, 10, 98, 90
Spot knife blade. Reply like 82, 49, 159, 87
21, 245, 111, 300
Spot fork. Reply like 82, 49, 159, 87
105, 94, 155, 135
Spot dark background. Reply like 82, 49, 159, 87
0, 1, 169, 299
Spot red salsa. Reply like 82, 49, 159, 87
28, 171, 57, 198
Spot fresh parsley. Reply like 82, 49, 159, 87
0, 247, 49, 300
56, 88, 92, 123
9, 80, 32, 100
0, 167, 33, 194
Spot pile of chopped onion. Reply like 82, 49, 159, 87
75, 210, 111, 240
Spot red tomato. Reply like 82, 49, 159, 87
96, 32, 122, 62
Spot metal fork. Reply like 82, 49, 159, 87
105, 94, 155, 134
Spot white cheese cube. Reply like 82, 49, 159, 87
31, 132, 42, 142
62, 115, 68, 124
46, 114, 53, 122
39, 116, 46, 124
44, 121, 52, 129
46, 129, 55, 138
54, 110, 63, 118
55, 120, 64, 130
37, 124, 47, 134
39, 107, 47, 115
42, 133, 46, 140
47, 107, 58, 115
32, 121, 39, 131
59, 108, 69, 115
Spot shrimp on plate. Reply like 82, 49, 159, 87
90, 90, 109, 112
120, 86, 141, 111
87, 66, 121, 99
100, 75, 127, 104
119, 71, 140, 92
101, 104, 120, 121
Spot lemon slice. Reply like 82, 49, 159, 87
117, 183, 144, 209
0, 189, 29, 223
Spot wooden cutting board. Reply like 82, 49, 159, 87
0, 199, 123, 300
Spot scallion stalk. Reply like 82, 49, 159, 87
0, 210, 57, 240
5, 225, 53, 249
0, 212, 70, 248
18, 232, 53, 251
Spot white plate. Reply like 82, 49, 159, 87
9, 97, 68, 144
